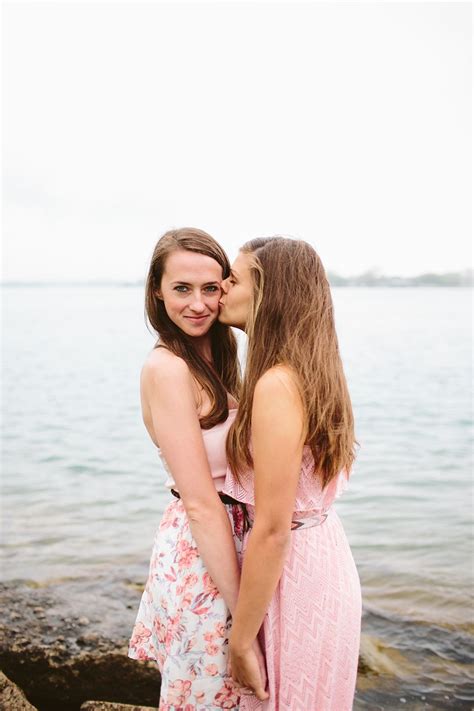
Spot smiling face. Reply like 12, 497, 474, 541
218, 251, 254, 331
158, 249, 223, 338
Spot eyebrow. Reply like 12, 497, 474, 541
170, 280, 220, 286
230, 269, 240, 279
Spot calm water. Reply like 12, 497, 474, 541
2, 286, 473, 709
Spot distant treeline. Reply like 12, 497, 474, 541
327, 269, 473, 287
2, 269, 473, 287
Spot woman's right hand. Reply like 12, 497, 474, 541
230, 637, 269, 701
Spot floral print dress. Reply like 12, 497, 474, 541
129, 498, 244, 710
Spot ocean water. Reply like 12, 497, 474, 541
1, 285, 473, 709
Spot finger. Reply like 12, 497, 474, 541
232, 673, 240, 685
253, 684, 270, 701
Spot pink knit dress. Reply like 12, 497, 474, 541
223, 448, 362, 711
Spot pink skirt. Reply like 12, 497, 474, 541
235, 507, 362, 711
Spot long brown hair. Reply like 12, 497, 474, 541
145, 227, 240, 429
227, 237, 356, 487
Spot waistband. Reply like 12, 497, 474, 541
170, 489, 329, 532
171, 488, 240, 506
290, 512, 328, 530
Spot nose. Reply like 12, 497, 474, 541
221, 278, 229, 295
189, 292, 206, 313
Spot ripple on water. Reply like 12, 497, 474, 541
358, 610, 474, 708
66, 464, 97, 474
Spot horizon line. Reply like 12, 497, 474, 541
0, 267, 474, 287
1, 267, 473, 288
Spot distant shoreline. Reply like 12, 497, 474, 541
327, 269, 473, 287
1, 270, 473, 288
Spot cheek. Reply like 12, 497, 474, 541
161, 293, 182, 317
230, 288, 245, 311
206, 293, 221, 311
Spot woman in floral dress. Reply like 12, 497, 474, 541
128, 228, 266, 710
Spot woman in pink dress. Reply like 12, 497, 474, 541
128, 228, 265, 710
219, 237, 362, 710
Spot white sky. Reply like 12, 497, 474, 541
2, 1, 472, 281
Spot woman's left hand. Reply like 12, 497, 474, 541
230, 641, 269, 701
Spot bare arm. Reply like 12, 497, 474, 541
142, 351, 240, 613
229, 366, 305, 692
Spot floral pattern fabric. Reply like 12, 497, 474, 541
128, 498, 245, 710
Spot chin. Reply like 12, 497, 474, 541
217, 310, 230, 325
219, 313, 239, 328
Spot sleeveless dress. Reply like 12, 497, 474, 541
128, 409, 243, 711
223, 448, 362, 711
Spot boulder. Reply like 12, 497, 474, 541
0, 576, 160, 711
0, 671, 38, 710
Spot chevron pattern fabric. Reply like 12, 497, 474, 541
224, 460, 361, 711
237, 509, 361, 711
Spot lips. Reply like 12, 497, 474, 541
184, 315, 209, 322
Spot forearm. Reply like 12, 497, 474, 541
231, 525, 290, 648
187, 503, 241, 614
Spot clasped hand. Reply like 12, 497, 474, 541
229, 638, 269, 702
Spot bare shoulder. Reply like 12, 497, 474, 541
254, 364, 302, 405
141, 347, 191, 388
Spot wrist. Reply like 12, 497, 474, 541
229, 631, 253, 655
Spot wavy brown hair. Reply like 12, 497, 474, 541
145, 227, 240, 429
227, 237, 356, 487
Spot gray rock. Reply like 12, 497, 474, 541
0, 576, 160, 710
0, 671, 38, 710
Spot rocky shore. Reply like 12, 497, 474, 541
0, 574, 418, 711
0, 576, 160, 710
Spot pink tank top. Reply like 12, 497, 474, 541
160, 408, 237, 493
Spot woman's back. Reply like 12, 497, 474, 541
161, 410, 237, 492
140, 347, 213, 449
141, 346, 238, 491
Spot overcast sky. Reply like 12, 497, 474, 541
2, 1, 471, 281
